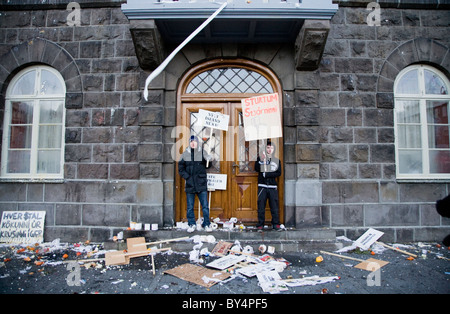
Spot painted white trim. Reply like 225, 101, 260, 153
394, 65, 450, 180
1, 65, 66, 180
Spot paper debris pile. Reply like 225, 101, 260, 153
162, 239, 339, 294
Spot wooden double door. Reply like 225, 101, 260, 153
175, 100, 284, 224
175, 59, 284, 224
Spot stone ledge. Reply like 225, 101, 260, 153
117, 227, 340, 252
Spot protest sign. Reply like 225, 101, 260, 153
206, 254, 246, 270
354, 228, 384, 250
240, 93, 282, 141
197, 109, 229, 131
0, 211, 46, 244
207, 173, 227, 190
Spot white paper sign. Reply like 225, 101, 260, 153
198, 109, 230, 131
0, 211, 46, 244
256, 270, 288, 294
354, 228, 384, 250
207, 173, 227, 190
241, 93, 282, 141
206, 254, 246, 270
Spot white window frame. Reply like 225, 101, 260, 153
394, 64, 450, 181
1, 65, 66, 181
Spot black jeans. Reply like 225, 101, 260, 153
257, 187, 280, 227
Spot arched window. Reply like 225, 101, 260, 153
186, 67, 274, 94
1, 65, 66, 180
394, 65, 450, 179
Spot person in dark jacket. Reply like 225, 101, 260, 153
254, 140, 282, 231
436, 194, 450, 246
178, 135, 213, 233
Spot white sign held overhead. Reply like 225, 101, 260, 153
198, 109, 230, 131
354, 228, 384, 250
240, 93, 282, 141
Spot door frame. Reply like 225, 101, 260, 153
175, 58, 284, 223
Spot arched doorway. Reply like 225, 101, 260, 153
175, 59, 284, 224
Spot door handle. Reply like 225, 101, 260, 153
232, 162, 239, 173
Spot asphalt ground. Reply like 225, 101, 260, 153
1, 239, 449, 305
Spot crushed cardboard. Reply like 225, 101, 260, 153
164, 263, 230, 288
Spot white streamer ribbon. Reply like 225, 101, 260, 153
143, 2, 228, 100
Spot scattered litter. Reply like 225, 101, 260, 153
206, 254, 246, 270
256, 270, 288, 294
242, 245, 254, 254
354, 228, 384, 250
376, 241, 417, 258
236, 263, 275, 277
1, 225, 449, 294
211, 241, 233, 256
164, 263, 230, 288
353, 258, 389, 271
189, 249, 202, 263
259, 244, 267, 254
320, 250, 389, 271
283, 275, 339, 287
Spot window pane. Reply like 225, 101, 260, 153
189, 112, 220, 172
10, 126, 32, 148
395, 69, 419, 94
398, 125, 421, 148
428, 126, 449, 149
424, 69, 448, 95
37, 150, 61, 174
429, 151, 450, 173
398, 150, 422, 174
40, 100, 63, 123
186, 68, 273, 94
38, 125, 62, 149
426, 101, 448, 124
10, 70, 36, 96
11, 101, 33, 124
396, 100, 420, 123
40, 69, 65, 95
426, 101, 449, 149
7, 150, 30, 173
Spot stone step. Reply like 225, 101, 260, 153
105, 228, 343, 253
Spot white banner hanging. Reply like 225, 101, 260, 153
143, 2, 228, 100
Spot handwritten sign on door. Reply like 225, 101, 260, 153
207, 173, 227, 190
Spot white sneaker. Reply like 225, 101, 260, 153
187, 225, 196, 233
205, 225, 212, 232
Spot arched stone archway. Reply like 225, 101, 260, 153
0, 37, 83, 109
376, 38, 450, 109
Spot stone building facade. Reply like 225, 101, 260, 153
0, 0, 449, 243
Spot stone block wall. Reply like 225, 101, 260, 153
0, 4, 172, 242
299, 5, 450, 242
0, 1, 449, 243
